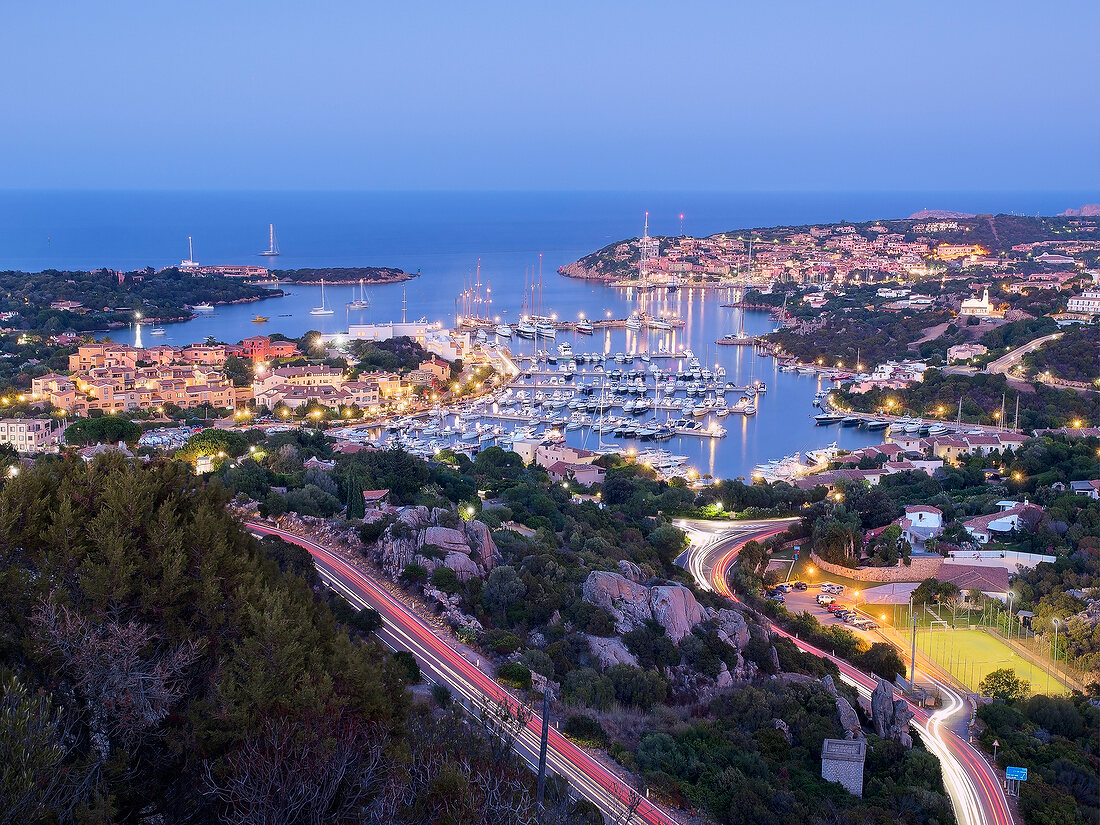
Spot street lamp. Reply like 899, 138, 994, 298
1007, 591, 1015, 639
1052, 618, 1061, 691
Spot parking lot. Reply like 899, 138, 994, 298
769, 582, 880, 639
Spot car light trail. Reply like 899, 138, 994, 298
248, 522, 681, 825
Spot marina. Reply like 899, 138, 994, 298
108, 276, 886, 480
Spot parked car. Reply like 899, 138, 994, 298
792, 581, 808, 591
827, 604, 847, 613
776, 583, 792, 593
816, 594, 836, 606
766, 593, 785, 603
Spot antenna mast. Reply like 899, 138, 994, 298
401, 287, 407, 324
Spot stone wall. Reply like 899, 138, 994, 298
810, 551, 943, 583
821, 738, 866, 797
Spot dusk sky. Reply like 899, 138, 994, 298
3, 1, 1097, 191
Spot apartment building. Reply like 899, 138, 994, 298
0, 418, 61, 453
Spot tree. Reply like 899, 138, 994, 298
854, 642, 906, 680
482, 566, 526, 615
175, 428, 249, 465
345, 471, 365, 520
63, 415, 141, 446
978, 667, 1030, 701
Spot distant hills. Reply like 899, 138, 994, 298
908, 205, 1100, 219
1060, 204, 1100, 217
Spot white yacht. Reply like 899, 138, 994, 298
191, 302, 214, 312
180, 235, 199, 269
310, 279, 335, 316
347, 278, 370, 309
495, 323, 513, 337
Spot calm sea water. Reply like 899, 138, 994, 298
3, 190, 1089, 479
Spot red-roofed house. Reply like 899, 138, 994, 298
362, 489, 389, 506
962, 502, 1042, 544
546, 461, 605, 486
938, 562, 1010, 599
897, 505, 943, 548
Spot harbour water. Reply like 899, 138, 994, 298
114, 280, 885, 482
8, 189, 1089, 480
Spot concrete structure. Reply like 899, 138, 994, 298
947, 343, 988, 363
535, 443, 598, 468
821, 738, 866, 797
1066, 290, 1100, 316
0, 418, 61, 453
346, 321, 438, 342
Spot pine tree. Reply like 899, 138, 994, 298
345, 472, 365, 521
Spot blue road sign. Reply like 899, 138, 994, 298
1006, 767, 1027, 781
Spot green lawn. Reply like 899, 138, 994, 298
907, 627, 1070, 695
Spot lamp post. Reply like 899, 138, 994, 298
910, 614, 918, 688
1007, 591, 1015, 639
1052, 618, 1061, 692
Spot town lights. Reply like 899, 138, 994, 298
1072, 419, 1083, 428
1013, 472, 1022, 481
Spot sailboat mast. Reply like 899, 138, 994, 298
538, 253, 543, 318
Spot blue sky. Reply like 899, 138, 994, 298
1, 1, 1097, 191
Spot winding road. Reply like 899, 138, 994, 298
247, 522, 679, 825
675, 518, 1014, 825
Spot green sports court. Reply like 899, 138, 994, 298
908, 626, 1070, 695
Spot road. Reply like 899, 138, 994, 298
247, 522, 679, 825
986, 332, 1062, 375
676, 519, 1014, 825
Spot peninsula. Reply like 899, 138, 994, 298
560, 213, 1100, 286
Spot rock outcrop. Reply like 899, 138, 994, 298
581, 571, 705, 642
423, 585, 483, 633
585, 634, 639, 668
836, 695, 863, 739
712, 608, 750, 649
374, 508, 502, 582
870, 678, 913, 748
617, 559, 645, 583
773, 718, 793, 745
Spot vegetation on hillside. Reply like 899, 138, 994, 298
1023, 325, 1100, 383
0, 268, 277, 332
0, 456, 591, 825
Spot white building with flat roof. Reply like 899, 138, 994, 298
1066, 290, 1100, 316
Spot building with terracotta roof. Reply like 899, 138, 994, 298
962, 502, 1041, 544
546, 461, 605, 486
